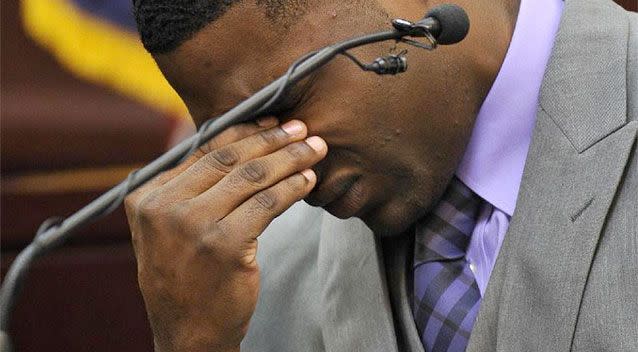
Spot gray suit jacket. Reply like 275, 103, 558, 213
242, 0, 638, 350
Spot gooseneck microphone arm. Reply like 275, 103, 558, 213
0, 4, 469, 348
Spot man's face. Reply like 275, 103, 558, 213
154, 1, 492, 236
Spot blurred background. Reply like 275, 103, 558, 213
1, 0, 636, 351
1, 0, 190, 350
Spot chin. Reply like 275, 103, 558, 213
359, 200, 428, 238
306, 171, 442, 237
360, 215, 413, 238
305, 193, 417, 237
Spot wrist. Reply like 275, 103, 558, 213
155, 340, 240, 352
153, 328, 242, 352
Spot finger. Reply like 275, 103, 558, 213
192, 116, 279, 158
191, 136, 327, 217
126, 118, 278, 206
219, 169, 317, 243
160, 120, 309, 199
177, 117, 280, 173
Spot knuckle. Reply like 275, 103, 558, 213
239, 160, 268, 184
215, 127, 242, 147
257, 127, 285, 146
237, 122, 260, 136
167, 202, 190, 227
137, 192, 163, 220
224, 126, 242, 140
124, 195, 138, 216
202, 148, 238, 173
197, 140, 217, 155
197, 141, 217, 155
211, 147, 239, 167
284, 142, 311, 159
254, 190, 278, 211
287, 174, 308, 193
229, 123, 257, 136
196, 227, 225, 254
165, 202, 209, 237
134, 194, 168, 234
195, 225, 238, 266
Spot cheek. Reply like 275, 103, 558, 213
297, 61, 394, 139
297, 100, 380, 153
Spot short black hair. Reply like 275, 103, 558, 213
133, 0, 308, 54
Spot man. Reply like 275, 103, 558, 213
125, 0, 637, 351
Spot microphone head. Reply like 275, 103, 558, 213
426, 4, 470, 45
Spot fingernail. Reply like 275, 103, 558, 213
301, 169, 316, 183
305, 136, 326, 152
257, 116, 278, 127
281, 120, 304, 135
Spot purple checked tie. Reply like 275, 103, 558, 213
413, 177, 483, 352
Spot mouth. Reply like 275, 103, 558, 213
305, 172, 369, 219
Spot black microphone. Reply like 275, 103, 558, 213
0, 6, 471, 348
364, 4, 469, 75
393, 4, 470, 45
420, 4, 470, 45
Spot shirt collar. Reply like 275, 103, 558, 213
455, 0, 563, 216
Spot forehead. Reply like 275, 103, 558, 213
153, 3, 281, 117
153, 1, 386, 123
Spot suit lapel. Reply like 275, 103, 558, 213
469, 0, 636, 350
381, 232, 426, 352
317, 215, 399, 352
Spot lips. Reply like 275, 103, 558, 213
305, 171, 369, 219
305, 170, 355, 205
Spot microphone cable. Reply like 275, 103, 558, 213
0, 4, 470, 348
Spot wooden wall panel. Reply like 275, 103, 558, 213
615, 0, 637, 11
